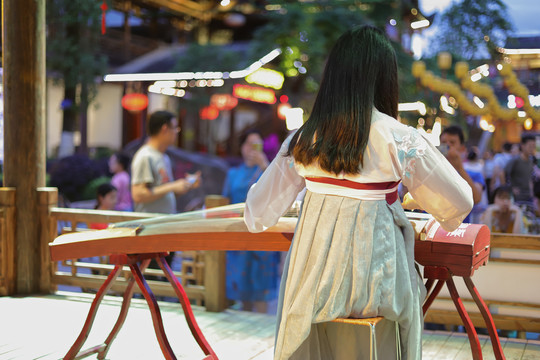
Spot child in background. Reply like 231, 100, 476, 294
481, 185, 525, 234
90, 183, 117, 230
109, 152, 132, 211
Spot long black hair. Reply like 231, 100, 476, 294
287, 25, 398, 174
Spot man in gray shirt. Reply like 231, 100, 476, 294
504, 134, 536, 205
131, 110, 200, 214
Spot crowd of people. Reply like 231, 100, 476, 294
86, 110, 540, 317
436, 125, 539, 234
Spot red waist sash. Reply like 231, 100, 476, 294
305, 177, 400, 205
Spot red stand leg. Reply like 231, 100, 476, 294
63, 253, 216, 360
424, 279, 435, 294
129, 262, 177, 360
64, 265, 122, 360
157, 256, 218, 359
97, 259, 151, 360
464, 277, 506, 360
446, 276, 483, 360
423, 279, 446, 315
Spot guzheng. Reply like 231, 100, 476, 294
50, 205, 490, 267
49, 204, 502, 360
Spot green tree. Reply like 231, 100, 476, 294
250, 1, 370, 95
428, 0, 514, 60
47, 0, 108, 157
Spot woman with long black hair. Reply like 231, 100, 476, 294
244, 25, 473, 359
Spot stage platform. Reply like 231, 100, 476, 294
1, 292, 539, 360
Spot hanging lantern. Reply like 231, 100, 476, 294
200, 105, 219, 120
121, 93, 148, 112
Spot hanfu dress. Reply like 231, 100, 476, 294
244, 108, 473, 360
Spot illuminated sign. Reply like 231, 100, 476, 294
245, 68, 285, 90
277, 103, 291, 120
210, 94, 238, 111
233, 84, 276, 104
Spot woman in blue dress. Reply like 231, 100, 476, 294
222, 130, 281, 313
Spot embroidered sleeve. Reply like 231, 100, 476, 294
392, 125, 473, 232
392, 127, 427, 178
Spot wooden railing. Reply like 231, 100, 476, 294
48, 207, 227, 311
43, 202, 540, 327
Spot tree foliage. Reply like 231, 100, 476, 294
429, 0, 514, 60
250, 0, 371, 94
250, 0, 418, 104
46, 0, 108, 135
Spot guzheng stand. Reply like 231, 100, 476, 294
421, 266, 504, 360
414, 217, 505, 360
63, 252, 217, 360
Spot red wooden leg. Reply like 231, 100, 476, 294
447, 276, 483, 360
97, 259, 151, 360
64, 265, 122, 360
424, 279, 435, 294
423, 280, 446, 315
464, 277, 506, 360
129, 262, 177, 360
157, 256, 219, 359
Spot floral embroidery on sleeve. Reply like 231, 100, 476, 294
287, 157, 295, 169
392, 127, 427, 178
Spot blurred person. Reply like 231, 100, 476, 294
222, 130, 269, 203
244, 26, 473, 360
131, 110, 201, 268
491, 142, 514, 194
481, 185, 525, 234
131, 110, 201, 214
89, 183, 117, 230
464, 146, 483, 173
222, 130, 281, 313
440, 125, 484, 222
503, 134, 536, 208
463, 146, 488, 223
263, 133, 281, 162
87, 183, 118, 278
109, 152, 132, 211
482, 149, 495, 203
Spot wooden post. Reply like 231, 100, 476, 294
203, 195, 229, 312
2, 0, 47, 293
0, 188, 16, 295
38, 188, 58, 293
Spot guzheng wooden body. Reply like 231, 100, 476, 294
50, 206, 488, 265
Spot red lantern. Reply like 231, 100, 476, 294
200, 105, 219, 120
121, 93, 148, 112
